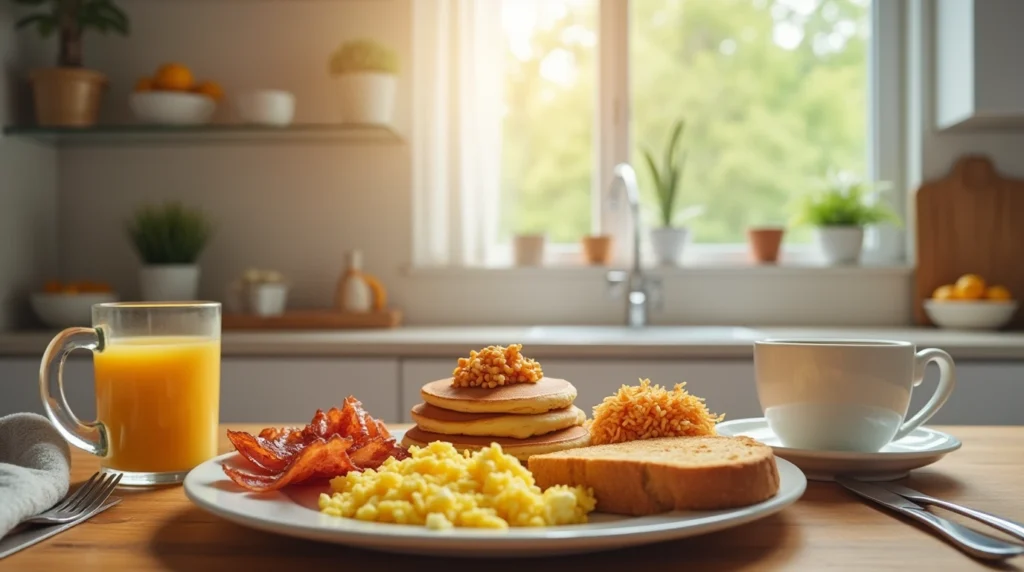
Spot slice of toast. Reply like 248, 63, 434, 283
528, 435, 780, 516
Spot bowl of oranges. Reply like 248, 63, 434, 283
31, 281, 118, 329
924, 274, 1018, 330
130, 63, 224, 125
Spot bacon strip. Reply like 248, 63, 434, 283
223, 435, 357, 492
222, 396, 408, 492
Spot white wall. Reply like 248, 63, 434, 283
0, 4, 58, 329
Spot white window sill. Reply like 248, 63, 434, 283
404, 262, 914, 278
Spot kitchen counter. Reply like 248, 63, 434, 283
3, 325, 1024, 360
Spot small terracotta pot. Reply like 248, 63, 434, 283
30, 67, 107, 127
582, 235, 613, 265
747, 227, 785, 264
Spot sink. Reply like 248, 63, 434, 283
525, 326, 763, 344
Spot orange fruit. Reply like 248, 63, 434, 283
932, 284, 958, 301
986, 285, 1013, 301
954, 273, 986, 300
154, 63, 194, 91
134, 77, 155, 92
192, 80, 224, 102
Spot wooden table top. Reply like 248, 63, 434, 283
3, 425, 1022, 571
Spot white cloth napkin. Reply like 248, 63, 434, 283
0, 413, 71, 538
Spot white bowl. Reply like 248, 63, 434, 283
924, 299, 1019, 330
30, 292, 119, 329
130, 91, 216, 125
235, 89, 295, 126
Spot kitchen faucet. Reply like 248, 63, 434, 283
606, 163, 660, 327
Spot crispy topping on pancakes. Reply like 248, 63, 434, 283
452, 344, 543, 388
223, 396, 408, 492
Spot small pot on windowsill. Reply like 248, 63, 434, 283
581, 234, 613, 265
747, 227, 785, 264
650, 226, 689, 266
815, 225, 864, 265
513, 233, 546, 267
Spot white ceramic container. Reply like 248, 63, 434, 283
236, 89, 295, 126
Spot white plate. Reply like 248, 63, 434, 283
183, 430, 807, 557
716, 418, 962, 482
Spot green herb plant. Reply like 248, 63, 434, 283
641, 119, 701, 228
328, 39, 399, 76
793, 177, 901, 227
126, 202, 212, 265
12, 0, 129, 68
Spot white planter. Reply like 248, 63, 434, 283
249, 283, 289, 317
815, 226, 865, 265
650, 227, 689, 266
513, 234, 546, 267
139, 264, 200, 301
335, 72, 396, 125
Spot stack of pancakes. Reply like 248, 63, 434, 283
402, 377, 591, 460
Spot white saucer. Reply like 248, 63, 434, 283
716, 418, 962, 482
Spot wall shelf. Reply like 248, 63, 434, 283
1, 123, 402, 147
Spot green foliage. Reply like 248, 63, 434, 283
641, 119, 690, 228
12, 0, 130, 38
126, 202, 213, 265
792, 178, 900, 227
500, 0, 871, 244
329, 39, 399, 75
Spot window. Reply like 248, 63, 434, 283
500, 0, 597, 246
413, 0, 897, 268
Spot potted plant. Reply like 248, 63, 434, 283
126, 201, 212, 301
641, 119, 702, 266
513, 233, 546, 267
747, 226, 786, 264
793, 177, 900, 265
328, 38, 399, 125
581, 234, 613, 265
12, 0, 130, 126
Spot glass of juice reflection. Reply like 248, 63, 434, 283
40, 302, 221, 486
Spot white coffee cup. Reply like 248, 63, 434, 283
754, 339, 956, 452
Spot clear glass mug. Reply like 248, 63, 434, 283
40, 302, 221, 486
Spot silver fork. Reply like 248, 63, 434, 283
22, 472, 122, 525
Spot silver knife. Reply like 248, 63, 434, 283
835, 476, 1024, 561
877, 481, 1024, 544
0, 497, 121, 560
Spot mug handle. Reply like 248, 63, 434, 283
39, 327, 108, 456
892, 348, 956, 441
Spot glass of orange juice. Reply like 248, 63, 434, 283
40, 302, 221, 486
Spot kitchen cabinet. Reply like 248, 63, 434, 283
401, 359, 1024, 426
0, 357, 95, 419
220, 358, 400, 423
0, 357, 401, 424
935, 0, 1024, 130
3, 356, 1022, 426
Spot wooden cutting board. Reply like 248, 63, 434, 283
915, 155, 1024, 328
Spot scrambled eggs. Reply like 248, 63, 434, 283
318, 441, 595, 530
